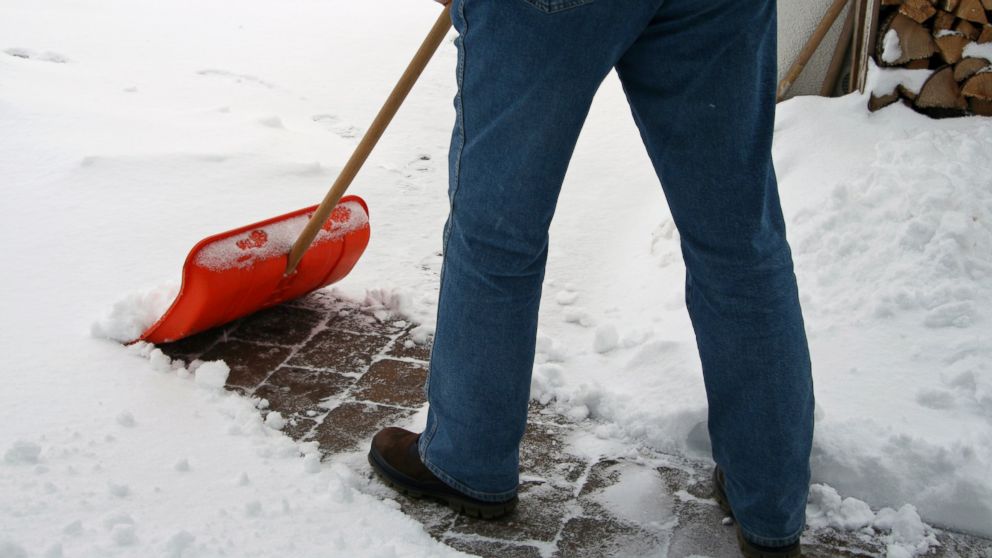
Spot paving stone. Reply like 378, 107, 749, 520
555, 515, 663, 558
351, 359, 427, 408
451, 480, 573, 543
395, 498, 458, 539
442, 537, 543, 558
200, 340, 292, 390
253, 366, 353, 416
158, 326, 227, 362
312, 402, 414, 454
578, 459, 622, 498
325, 305, 407, 336
280, 417, 317, 441
385, 329, 432, 362
519, 421, 585, 486
195, 301, 992, 558
288, 329, 390, 374
666, 488, 739, 557
230, 305, 326, 347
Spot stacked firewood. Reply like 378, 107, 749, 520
871, 0, 992, 116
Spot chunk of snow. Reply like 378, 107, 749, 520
881, 29, 902, 64
302, 453, 321, 474
555, 290, 579, 306
593, 325, 619, 354
194, 361, 230, 388
149, 349, 173, 373
264, 411, 287, 430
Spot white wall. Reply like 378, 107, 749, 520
778, 0, 852, 98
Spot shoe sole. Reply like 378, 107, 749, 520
367, 452, 518, 520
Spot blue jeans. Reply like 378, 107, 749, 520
418, 0, 814, 548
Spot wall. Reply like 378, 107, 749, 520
778, 0, 853, 98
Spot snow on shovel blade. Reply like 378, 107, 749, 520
139, 195, 370, 344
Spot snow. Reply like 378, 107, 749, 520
265, 411, 288, 430
869, 65, 932, 97
1, 0, 991, 555
808, 484, 939, 558
4, 441, 42, 465
963, 42, 992, 62
90, 283, 179, 343
193, 361, 230, 389
881, 29, 902, 64
194, 200, 369, 270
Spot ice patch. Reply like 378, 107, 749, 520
589, 463, 675, 528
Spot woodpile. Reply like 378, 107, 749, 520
871, 0, 992, 116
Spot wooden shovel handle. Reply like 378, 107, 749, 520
286, 6, 453, 275
777, 0, 849, 101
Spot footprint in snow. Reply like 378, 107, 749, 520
312, 114, 361, 139
5, 47, 69, 63
257, 115, 284, 129
196, 68, 275, 89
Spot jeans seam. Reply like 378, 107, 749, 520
419, 454, 518, 502
421, 0, 468, 459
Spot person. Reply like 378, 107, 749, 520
368, 1, 815, 556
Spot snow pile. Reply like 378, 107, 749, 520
195, 200, 369, 270
790, 126, 992, 329
808, 484, 939, 558
90, 283, 179, 343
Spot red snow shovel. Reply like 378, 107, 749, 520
139, 7, 452, 344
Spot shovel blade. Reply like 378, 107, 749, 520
139, 196, 370, 344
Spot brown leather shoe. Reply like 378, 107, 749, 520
368, 427, 518, 519
712, 467, 804, 558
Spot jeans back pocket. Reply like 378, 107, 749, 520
521, 0, 595, 13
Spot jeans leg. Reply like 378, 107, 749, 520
615, 0, 814, 547
419, 0, 657, 501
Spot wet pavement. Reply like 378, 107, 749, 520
161, 291, 992, 558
